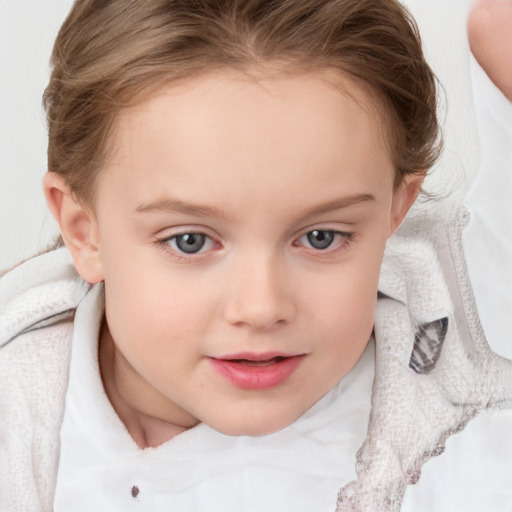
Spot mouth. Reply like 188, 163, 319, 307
207, 352, 306, 390
226, 356, 288, 367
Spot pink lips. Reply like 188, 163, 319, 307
208, 352, 306, 390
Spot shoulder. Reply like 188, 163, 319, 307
0, 321, 75, 512
0, 320, 74, 439
0, 247, 88, 512
467, 0, 512, 99
402, 408, 512, 512
0, 247, 89, 348
0, 246, 88, 451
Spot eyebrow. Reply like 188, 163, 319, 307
134, 193, 375, 219
135, 198, 231, 219
299, 194, 376, 218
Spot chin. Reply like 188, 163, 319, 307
208, 410, 301, 437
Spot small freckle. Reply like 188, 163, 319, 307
131, 485, 140, 498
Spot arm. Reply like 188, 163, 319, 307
468, 0, 512, 99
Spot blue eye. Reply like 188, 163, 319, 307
306, 230, 335, 249
157, 230, 219, 261
170, 233, 209, 254
296, 229, 354, 252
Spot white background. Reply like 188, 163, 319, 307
0, 1, 72, 272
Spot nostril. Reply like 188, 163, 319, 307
223, 299, 295, 330
222, 263, 296, 328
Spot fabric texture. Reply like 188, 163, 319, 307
336, 202, 512, 511
0, 249, 89, 512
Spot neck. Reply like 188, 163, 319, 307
98, 320, 199, 448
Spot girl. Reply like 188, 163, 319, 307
1, 1, 511, 510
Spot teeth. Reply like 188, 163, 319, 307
232, 356, 284, 367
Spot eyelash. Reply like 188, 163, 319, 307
156, 231, 220, 263
155, 228, 355, 263
294, 230, 354, 256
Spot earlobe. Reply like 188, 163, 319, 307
388, 173, 425, 236
43, 172, 104, 284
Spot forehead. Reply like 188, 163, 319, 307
99, 70, 394, 213
115, 69, 387, 150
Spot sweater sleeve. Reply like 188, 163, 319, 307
0, 322, 73, 512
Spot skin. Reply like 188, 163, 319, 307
468, 0, 512, 99
44, 71, 422, 448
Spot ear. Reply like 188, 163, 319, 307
388, 173, 425, 237
43, 172, 104, 283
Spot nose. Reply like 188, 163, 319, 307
223, 253, 296, 330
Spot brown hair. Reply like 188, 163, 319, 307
44, 0, 441, 204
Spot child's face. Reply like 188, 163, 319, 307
83, 71, 414, 437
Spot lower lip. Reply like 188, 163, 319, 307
208, 355, 305, 390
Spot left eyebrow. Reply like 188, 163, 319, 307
134, 197, 231, 220
299, 194, 376, 218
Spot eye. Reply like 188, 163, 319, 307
304, 230, 335, 249
167, 232, 215, 254
296, 229, 354, 252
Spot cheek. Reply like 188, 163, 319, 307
316, 244, 382, 313
106, 274, 211, 339
318, 276, 377, 343
100, 250, 215, 356
317, 281, 376, 384
307, 247, 382, 353
103, 280, 210, 390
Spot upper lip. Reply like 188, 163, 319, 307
211, 351, 304, 361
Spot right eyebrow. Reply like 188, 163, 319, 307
134, 197, 232, 220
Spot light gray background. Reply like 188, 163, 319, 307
0, 1, 72, 271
